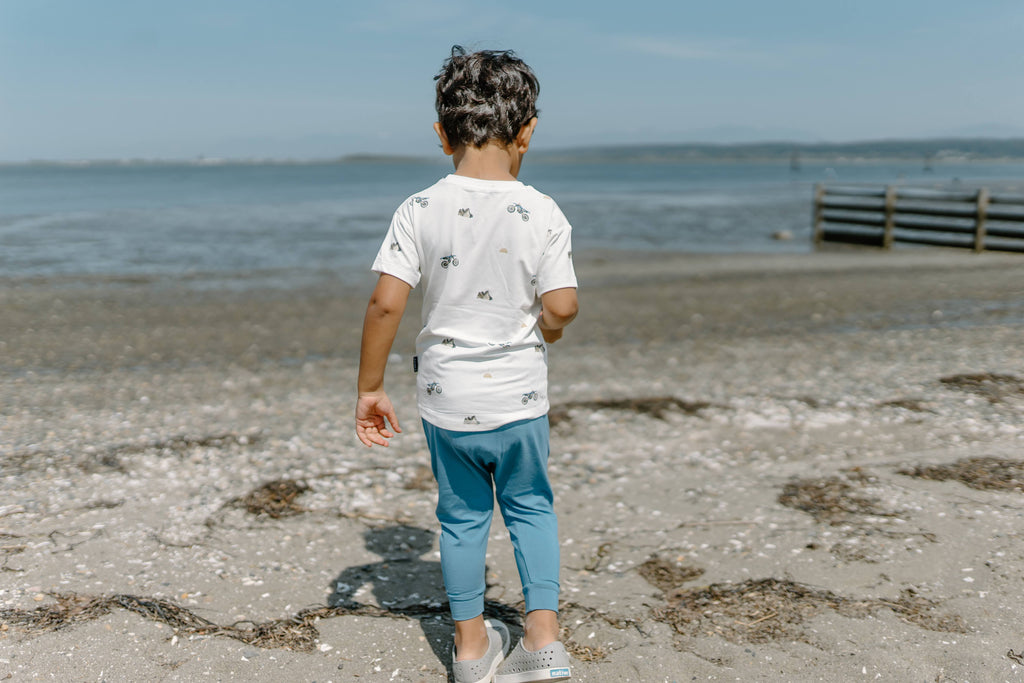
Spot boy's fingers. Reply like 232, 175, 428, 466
356, 430, 376, 448
359, 428, 390, 448
356, 414, 395, 447
355, 394, 402, 445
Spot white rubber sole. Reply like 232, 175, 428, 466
494, 666, 571, 683
494, 640, 572, 683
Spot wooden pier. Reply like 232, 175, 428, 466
813, 184, 1024, 253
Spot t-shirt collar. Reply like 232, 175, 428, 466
443, 174, 525, 191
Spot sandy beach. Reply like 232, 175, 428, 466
2, 249, 1024, 681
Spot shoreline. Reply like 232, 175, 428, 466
3, 249, 1021, 375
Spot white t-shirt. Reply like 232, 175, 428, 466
372, 174, 577, 431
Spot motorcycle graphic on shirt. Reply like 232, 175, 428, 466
412, 196, 429, 208
507, 203, 530, 221
521, 391, 540, 404
426, 382, 443, 396
440, 255, 459, 269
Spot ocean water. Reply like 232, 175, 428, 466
2, 159, 1023, 288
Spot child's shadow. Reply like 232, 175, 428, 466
328, 525, 454, 667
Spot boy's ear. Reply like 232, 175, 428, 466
433, 122, 455, 156
515, 117, 538, 153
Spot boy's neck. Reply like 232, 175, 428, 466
450, 142, 522, 181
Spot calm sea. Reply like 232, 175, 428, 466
2, 159, 1023, 288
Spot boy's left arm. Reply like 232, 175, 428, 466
538, 287, 578, 343
356, 273, 412, 447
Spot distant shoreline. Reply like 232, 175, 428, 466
5, 137, 1024, 168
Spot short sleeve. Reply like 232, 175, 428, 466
535, 202, 577, 294
371, 200, 421, 288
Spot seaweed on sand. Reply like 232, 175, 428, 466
557, 601, 639, 662
898, 456, 1024, 493
778, 470, 900, 525
652, 578, 966, 646
549, 396, 715, 426
876, 397, 934, 413
939, 373, 1024, 403
0, 592, 622, 659
638, 556, 705, 592
0, 592, 423, 651
1, 593, 220, 638
227, 479, 310, 518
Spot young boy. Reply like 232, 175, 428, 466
355, 47, 578, 683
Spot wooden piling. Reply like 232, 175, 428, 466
882, 185, 897, 250
973, 188, 989, 253
812, 184, 825, 246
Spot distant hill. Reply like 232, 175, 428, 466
7, 138, 1024, 168
0, 153, 440, 168
533, 138, 1024, 163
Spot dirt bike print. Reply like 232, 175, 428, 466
440, 255, 459, 268
507, 203, 530, 221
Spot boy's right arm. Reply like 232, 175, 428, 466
538, 287, 578, 343
356, 273, 412, 447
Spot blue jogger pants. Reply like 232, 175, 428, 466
422, 416, 560, 622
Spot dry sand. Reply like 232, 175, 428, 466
2, 249, 1024, 682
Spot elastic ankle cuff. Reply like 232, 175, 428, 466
523, 584, 559, 613
448, 595, 485, 622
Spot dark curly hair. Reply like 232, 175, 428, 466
434, 46, 540, 149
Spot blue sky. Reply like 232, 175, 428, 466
2, 0, 1023, 161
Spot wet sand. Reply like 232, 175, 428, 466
2, 249, 1024, 681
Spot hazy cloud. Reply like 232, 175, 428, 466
614, 35, 774, 65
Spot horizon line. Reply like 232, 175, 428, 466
4, 136, 1024, 167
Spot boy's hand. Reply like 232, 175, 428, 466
355, 391, 402, 447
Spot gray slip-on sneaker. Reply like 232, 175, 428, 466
494, 639, 571, 683
452, 619, 511, 683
